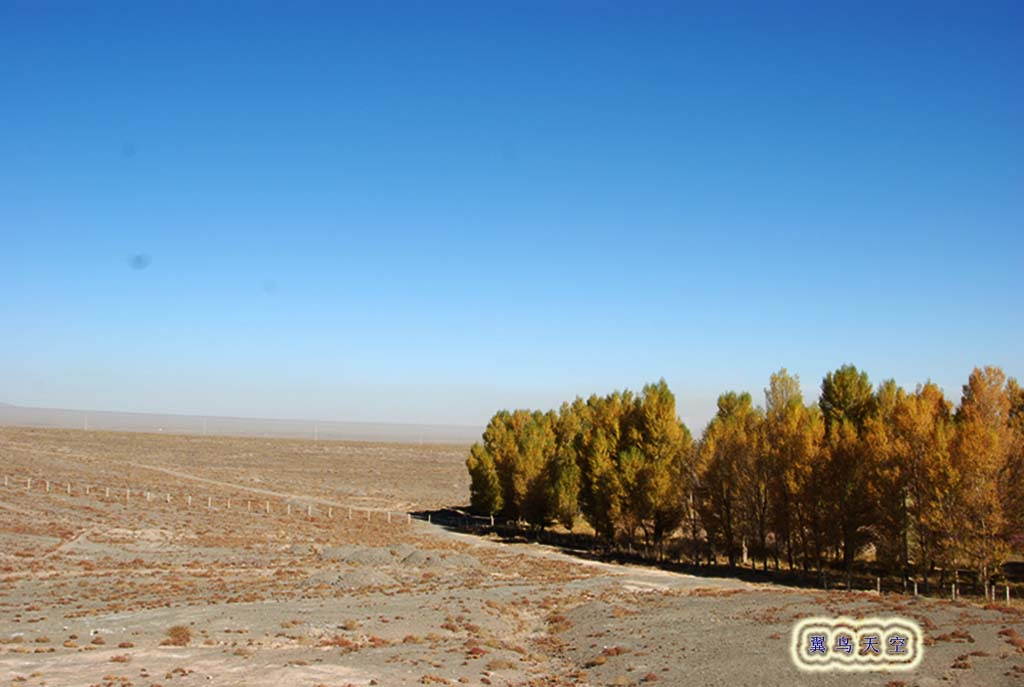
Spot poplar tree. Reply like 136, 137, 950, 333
763, 369, 820, 570
892, 382, 954, 592
466, 442, 502, 514
952, 366, 1013, 588
820, 365, 876, 587
576, 391, 633, 542
699, 391, 760, 567
547, 400, 584, 529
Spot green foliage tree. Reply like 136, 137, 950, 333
546, 400, 584, 529
819, 365, 877, 588
472, 409, 557, 528
466, 442, 502, 515
576, 391, 633, 542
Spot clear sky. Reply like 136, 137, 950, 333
2, 1, 1022, 432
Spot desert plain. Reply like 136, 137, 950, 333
1, 426, 1022, 687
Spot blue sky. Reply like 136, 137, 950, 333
2, 1, 1022, 432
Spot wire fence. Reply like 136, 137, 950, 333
1, 471, 416, 526
2, 471, 1018, 604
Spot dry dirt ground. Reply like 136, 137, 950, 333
1, 427, 1022, 687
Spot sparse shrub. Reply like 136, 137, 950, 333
161, 625, 191, 647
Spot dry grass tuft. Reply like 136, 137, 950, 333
161, 625, 191, 647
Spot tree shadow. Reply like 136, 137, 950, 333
408, 506, 1024, 598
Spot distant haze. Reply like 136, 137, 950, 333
0, 403, 481, 445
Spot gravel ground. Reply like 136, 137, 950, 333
1, 427, 1022, 686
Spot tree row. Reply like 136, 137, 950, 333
466, 366, 1024, 591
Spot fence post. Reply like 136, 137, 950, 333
26, 478, 31, 490
247, 501, 252, 513
287, 504, 291, 515
387, 511, 391, 523
877, 577, 881, 594
187, 495, 192, 507
226, 498, 231, 510
348, 507, 352, 520
951, 583, 956, 600
913, 580, 918, 597
328, 507, 333, 518
126, 487, 130, 504
407, 513, 411, 524
427, 513, 431, 524
1007, 586, 1011, 604
265, 500, 270, 514
85, 485, 91, 495
166, 493, 171, 504
45, 481, 50, 493
207, 496, 212, 509
105, 487, 110, 498
307, 504, 312, 517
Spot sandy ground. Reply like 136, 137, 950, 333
1, 427, 1022, 686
